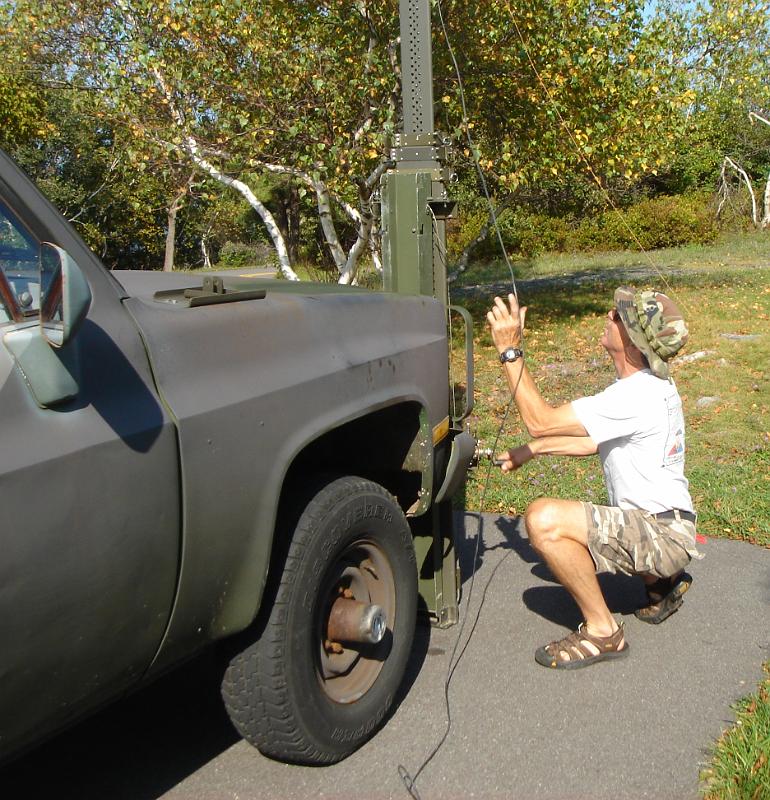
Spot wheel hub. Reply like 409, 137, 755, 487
317, 541, 396, 704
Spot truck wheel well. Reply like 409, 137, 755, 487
278, 401, 425, 517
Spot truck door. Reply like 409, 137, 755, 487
0, 153, 181, 758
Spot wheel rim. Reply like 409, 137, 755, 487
316, 539, 396, 704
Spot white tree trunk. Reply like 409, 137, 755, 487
339, 196, 373, 285
149, 65, 298, 280
315, 183, 348, 272
185, 141, 298, 280
719, 156, 759, 226
369, 222, 383, 275
201, 227, 213, 269
718, 112, 770, 229
259, 161, 384, 284
448, 198, 514, 281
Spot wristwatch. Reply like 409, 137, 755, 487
499, 347, 523, 364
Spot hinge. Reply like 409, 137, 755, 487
153, 275, 266, 308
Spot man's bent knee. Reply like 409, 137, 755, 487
525, 498, 562, 551
525, 498, 590, 551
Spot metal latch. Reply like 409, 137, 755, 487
153, 275, 266, 307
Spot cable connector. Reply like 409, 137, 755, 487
474, 446, 508, 467
477, 447, 513, 467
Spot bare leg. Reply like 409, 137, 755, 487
525, 497, 623, 651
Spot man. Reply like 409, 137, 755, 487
487, 288, 701, 670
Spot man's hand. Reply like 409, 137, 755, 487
495, 443, 534, 472
487, 293, 528, 353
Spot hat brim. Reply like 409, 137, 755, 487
614, 287, 669, 379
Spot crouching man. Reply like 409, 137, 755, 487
487, 288, 702, 670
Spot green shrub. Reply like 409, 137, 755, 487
580, 194, 719, 251
447, 207, 492, 262
218, 241, 277, 268
451, 193, 722, 267
498, 212, 573, 257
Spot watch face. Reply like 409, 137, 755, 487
501, 347, 521, 363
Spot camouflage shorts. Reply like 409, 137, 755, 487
583, 503, 703, 578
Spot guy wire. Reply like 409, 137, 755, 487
503, 2, 690, 314
398, 1, 526, 797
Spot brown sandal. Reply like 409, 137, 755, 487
535, 622, 629, 670
635, 572, 692, 625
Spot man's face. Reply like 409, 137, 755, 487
600, 307, 627, 355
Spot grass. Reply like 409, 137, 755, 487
453, 229, 770, 286
450, 245, 770, 548
701, 664, 770, 800
448, 233, 769, 799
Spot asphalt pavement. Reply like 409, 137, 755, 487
2, 512, 768, 800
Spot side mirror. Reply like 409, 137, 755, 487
2, 244, 92, 407
40, 243, 92, 347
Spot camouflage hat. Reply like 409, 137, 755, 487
614, 286, 688, 379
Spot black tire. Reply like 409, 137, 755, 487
222, 476, 417, 765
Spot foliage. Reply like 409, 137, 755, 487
493, 212, 573, 258
1, 0, 768, 272
3, 0, 405, 279
437, 0, 693, 200
701, 664, 770, 800
217, 241, 276, 269
0, 8, 50, 150
586, 194, 720, 250
6, 90, 170, 267
450, 194, 721, 262
656, 0, 770, 193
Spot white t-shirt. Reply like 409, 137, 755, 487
571, 369, 694, 513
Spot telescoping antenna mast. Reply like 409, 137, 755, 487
381, 0, 476, 628
381, 0, 456, 302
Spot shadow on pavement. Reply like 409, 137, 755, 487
454, 512, 537, 582
0, 617, 431, 800
0, 649, 239, 800
455, 511, 648, 630
522, 573, 646, 630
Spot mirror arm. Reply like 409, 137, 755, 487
3, 325, 79, 407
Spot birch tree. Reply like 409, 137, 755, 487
718, 112, 770, 229
10, 0, 404, 282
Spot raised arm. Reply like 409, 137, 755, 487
486, 294, 588, 438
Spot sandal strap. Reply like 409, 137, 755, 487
544, 622, 625, 662
645, 576, 675, 604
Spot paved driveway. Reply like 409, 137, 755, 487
2, 513, 768, 800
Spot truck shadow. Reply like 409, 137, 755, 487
0, 628, 431, 800
0, 650, 240, 799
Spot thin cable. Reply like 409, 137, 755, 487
398, 396, 516, 800
398, 0, 544, 800
435, 0, 519, 298
402, 4, 692, 795
399, 8, 530, 795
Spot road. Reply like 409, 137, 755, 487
2, 512, 768, 800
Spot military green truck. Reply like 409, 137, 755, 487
0, 0, 475, 767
